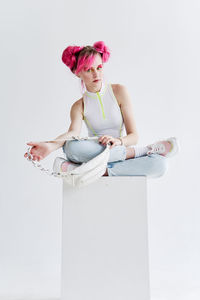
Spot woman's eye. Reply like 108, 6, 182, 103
87, 69, 91, 72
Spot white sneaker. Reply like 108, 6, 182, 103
53, 157, 78, 174
147, 137, 180, 158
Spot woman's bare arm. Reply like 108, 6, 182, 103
52, 99, 83, 150
112, 84, 139, 146
24, 99, 83, 161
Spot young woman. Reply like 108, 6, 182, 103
24, 41, 179, 178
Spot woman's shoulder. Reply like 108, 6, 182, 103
71, 97, 84, 115
111, 83, 127, 93
111, 83, 128, 106
73, 97, 83, 106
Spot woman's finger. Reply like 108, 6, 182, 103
100, 138, 106, 145
99, 135, 109, 140
107, 137, 114, 142
107, 137, 115, 144
98, 136, 105, 142
27, 142, 37, 146
109, 141, 115, 148
30, 149, 35, 155
99, 135, 112, 144
102, 137, 111, 144
109, 142, 116, 149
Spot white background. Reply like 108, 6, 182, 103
0, 0, 200, 299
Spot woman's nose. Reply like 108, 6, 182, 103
92, 70, 98, 78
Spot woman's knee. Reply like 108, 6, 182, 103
63, 140, 104, 163
63, 140, 87, 163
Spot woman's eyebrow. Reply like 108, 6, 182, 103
94, 64, 102, 68
88, 64, 102, 70
92, 64, 102, 68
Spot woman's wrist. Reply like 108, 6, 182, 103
46, 140, 64, 151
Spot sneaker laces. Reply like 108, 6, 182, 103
147, 142, 166, 155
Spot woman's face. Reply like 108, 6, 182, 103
77, 53, 104, 91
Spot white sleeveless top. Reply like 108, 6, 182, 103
82, 81, 126, 138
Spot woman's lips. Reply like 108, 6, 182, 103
93, 79, 100, 82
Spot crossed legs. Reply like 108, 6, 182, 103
62, 140, 168, 178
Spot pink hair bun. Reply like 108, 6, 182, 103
62, 46, 84, 70
93, 41, 110, 63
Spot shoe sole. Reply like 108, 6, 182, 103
165, 136, 180, 158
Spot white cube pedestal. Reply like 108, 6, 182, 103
61, 176, 150, 300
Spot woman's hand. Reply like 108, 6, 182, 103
24, 142, 55, 161
98, 135, 121, 149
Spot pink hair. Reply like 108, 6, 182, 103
61, 41, 111, 75
61, 46, 84, 71
93, 41, 110, 64
75, 54, 96, 75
